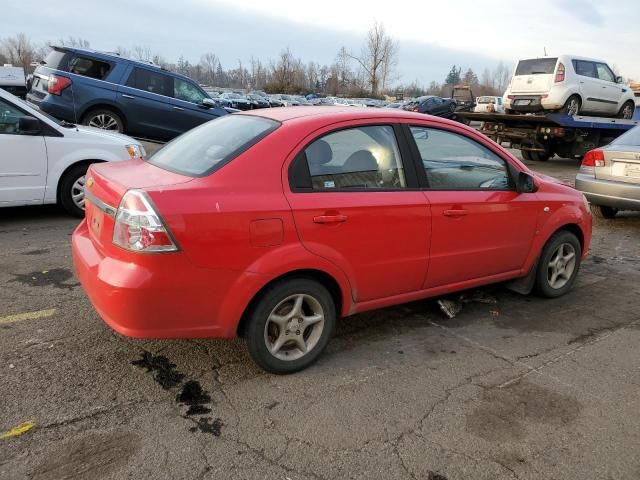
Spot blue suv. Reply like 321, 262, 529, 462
27, 47, 228, 141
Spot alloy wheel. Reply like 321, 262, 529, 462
263, 294, 325, 361
547, 242, 577, 289
566, 98, 580, 116
88, 113, 120, 130
622, 104, 634, 119
71, 175, 86, 211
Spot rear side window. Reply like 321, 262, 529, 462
409, 127, 512, 190
515, 58, 558, 75
148, 115, 279, 176
298, 125, 407, 190
126, 68, 174, 97
67, 56, 111, 80
573, 60, 597, 78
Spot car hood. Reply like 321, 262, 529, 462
68, 125, 139, 145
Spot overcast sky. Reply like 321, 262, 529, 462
3, 0, 639, 84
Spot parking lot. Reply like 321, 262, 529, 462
1, 149, 639, 480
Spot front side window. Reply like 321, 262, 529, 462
127, 68, 174, 97
595, 63, 615, 83
302, 125, 406, 190
148, 115, 278, 176
174, 78, 206, 104
410, 127, 512, 190
0, 98, 28, 135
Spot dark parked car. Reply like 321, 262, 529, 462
246, 93, 270, 109
217, 92, 253, 110
403, 96, 457, 117
27, 46, 228, 141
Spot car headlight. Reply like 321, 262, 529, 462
125, 144, 146, 159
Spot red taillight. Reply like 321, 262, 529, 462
47, 74, 72, 95
113, 190, 178, 253
582, 149, 605, 167
554, 63, 565, 83
507, 95, 515, 100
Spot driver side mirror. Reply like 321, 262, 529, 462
201, 98, 216, 108
517, 171, 538, 193
18, 116, 41, 135
615, 76, 624, 84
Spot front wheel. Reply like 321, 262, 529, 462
534, 231, 582, 298
618, 101, 635, 120
246, 278, 336, 374
59, 163, 90, 217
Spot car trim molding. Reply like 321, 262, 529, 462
586, 97, 618, 105
85, 191, 117, 218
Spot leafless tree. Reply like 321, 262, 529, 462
132, 45, 152, 62
348, 22, 397, 97
1, 33, 38, 71
58, 36, 90, 48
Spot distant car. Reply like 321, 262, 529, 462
268, 95, 284, 107
576, 125, 640, 218
73, 107, 592, 374
0, 65, 27, 98
217, 92, 252, 111
474, 96, 505, 113
503, 55, 636, 118
0, 88, 144, 216
386, 101, 405, 109
246, 94, 271, 109
280, 95, 300, 106
293, 96, 311, 105
403, 96, 457, 117
26, 46, 228, 141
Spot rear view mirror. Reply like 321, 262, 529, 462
517, 171, 537, 193
18, 116, 41, 135
201, 98, 216, 108
616, 76, 623, 84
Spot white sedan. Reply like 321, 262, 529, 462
0, 89, 144, 217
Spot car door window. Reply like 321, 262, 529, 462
126, 68, 174, 97
410, 126, 512, 190
595, 63, 615, 83
573, 60, 597, 79
174, 78, 207, 104
300, 125, 407, 190
0, 98, 26, 134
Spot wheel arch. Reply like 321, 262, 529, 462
236, 268, 344, 338
56, 160, 104, 204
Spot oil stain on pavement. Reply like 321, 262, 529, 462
466, 379, 581, 442
131, 350, 223, 436
31, 429, 140, 480
10, 268, 79, 290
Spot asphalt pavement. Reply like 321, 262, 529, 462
1, 153, 639, 480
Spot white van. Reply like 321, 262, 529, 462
503, 55, 636, 119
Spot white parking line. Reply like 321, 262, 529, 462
0, 308, 57, 325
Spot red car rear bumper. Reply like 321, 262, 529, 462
72, 220, 255, 339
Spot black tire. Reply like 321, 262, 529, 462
529, 150, 551, 161
560, 95, 581, 116
591, 204, 618, 219
534, 231, 582, 298
505, 109, 515, 115
521, 150, 532, 161
618, 101, 635, 119
81, 108, 124, 133
59, 163, 90, 218
246, 278, 336, 374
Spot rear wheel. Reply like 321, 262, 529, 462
59, 163, 90, 218
618, 101, 635, 119
560, 95, 581, 116
591, 204, 618, 219
529, 150, 551, 161
535, 231, 582, 298
521, 150, 532, 161
246, 278, 336, 374
82, 108, 124, 133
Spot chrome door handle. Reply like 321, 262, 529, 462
122, 94, 135, 99
173, 106, 184, 111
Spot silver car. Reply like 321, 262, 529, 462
576, 125, 640, 218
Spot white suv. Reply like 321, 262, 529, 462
503, 55, 636, 119
0, 89, 144, 217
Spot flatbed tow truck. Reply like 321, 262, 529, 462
456, 110, 640, 161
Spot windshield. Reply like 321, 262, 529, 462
148, 115, 279, 176
610, 126, 640, 147
515, 58, 558, 75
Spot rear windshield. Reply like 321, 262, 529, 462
515, 58, 558, 75
610, 126, 640, 147
42, 50, 68, 69
148, 115, 279, 176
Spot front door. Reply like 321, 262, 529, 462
285, 123, 430, 302
406, 124, 540, 288
0, 97, 47, 205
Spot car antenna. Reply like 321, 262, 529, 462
543, 47, 547, 56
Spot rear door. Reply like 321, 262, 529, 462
0, 96, 47, 204
510, 58, 557, 94
405, 124, 540, 288
285, 121, 430, 303
117, 66, 177, 140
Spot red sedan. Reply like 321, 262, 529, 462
72, 107, 592, 373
